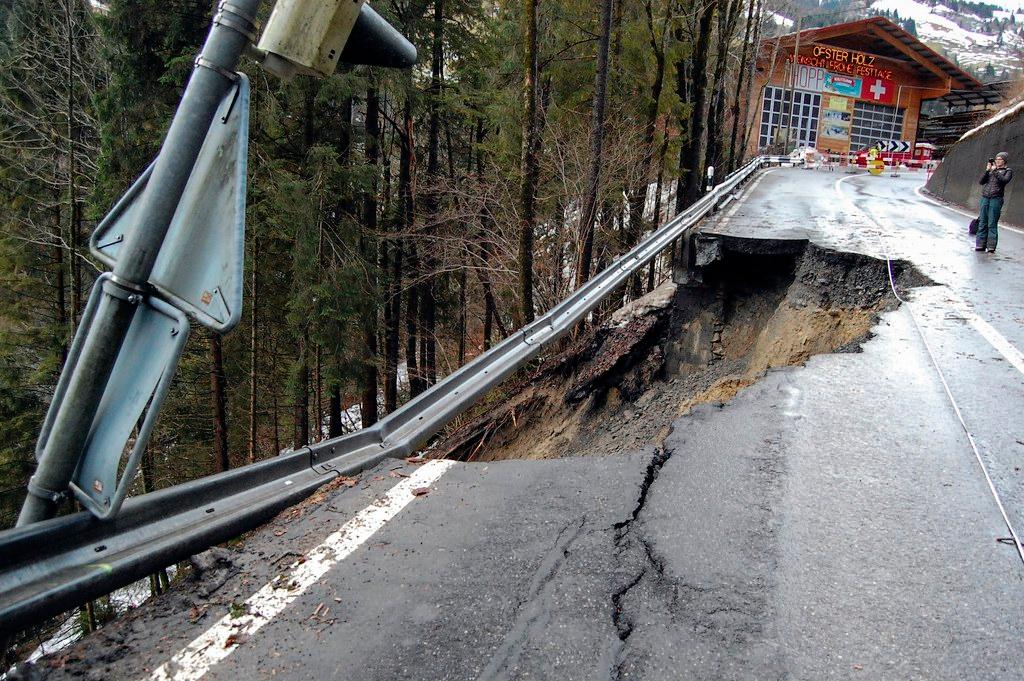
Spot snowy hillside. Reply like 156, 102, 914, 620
869, 0, 1024, 79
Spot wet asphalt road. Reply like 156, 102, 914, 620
711, 167, 1024, 547
37, 167, 1024, 681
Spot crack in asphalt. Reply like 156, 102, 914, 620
610, 567, 646, 641
613, 448, 671, 533
476, 515, 588, 681
609, 447, 673, 680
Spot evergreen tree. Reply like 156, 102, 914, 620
0, 0, 103, 526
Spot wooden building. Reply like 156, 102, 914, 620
748, 16, 986, 158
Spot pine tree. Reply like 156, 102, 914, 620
0, 0, 104, 526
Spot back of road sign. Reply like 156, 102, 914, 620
91, 74, 250, 333
34, 274, 190, 519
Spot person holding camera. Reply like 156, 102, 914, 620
976, 151, 1013, 253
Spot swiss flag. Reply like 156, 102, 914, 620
860, 77, 895, 104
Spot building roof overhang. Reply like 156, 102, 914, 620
933, 81, 1009, 109
765, 16, 983, 93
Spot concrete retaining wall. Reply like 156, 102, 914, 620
926, 103, 1024, 227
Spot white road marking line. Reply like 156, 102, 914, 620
913, 183, 1024, 236
713, 168, 775, 228
148, 459, 456, 681
731, 168, 773, 210
835, 175, 1024, 379
954, 306, 1024, 376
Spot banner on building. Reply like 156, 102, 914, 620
820, 96, 852, 142
794, 64, 826, 93
860, 77, 896, 104
823, 72, 861, 97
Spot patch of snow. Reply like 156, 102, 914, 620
873, 0, 939, 23
869, 0, 1024, 73
959, 97, 1024, 141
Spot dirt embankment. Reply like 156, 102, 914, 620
435, 238, 928, 462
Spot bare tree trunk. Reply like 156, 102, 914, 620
139, 441, 169, 596
399, 93, 424, 399
427, 0, 444, 181
626, 0, 670, 298
271, 347, 280, 455
359, 275, 379, 427
680, 0, 718, 208
329, 386, 342, 437
294, 333, 309, 448
457, 263, 467, 365
64, 0, 83, 324
210, 333, 229, 472
422, 284, 436, 385
84, 600, 97, 633
406, 252, 422, 398
741, 0, 769, 157
727, 0, 757, 172
674, 48, 691, 217
418, 307, 427, 385
472, 118, 497, 352
314, 344, 322, 441
52, 202, 68, 369
518, 0, 540, 324
384, 240, 401, 413
361, 84, 381, 427
482, 289, 494, 351
247, 237, 259, 464
420, 0, 443, 388
705, 0, 741, 176
70, 201, 82, 324
379, 91, 399, 415
648, 126, 670, 292
576, 0, 615, 289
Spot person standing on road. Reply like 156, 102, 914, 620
976, 151, 1013, 253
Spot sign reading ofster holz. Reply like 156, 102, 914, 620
789, 44, 895, 81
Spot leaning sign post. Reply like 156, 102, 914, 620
18, 0, 416, 526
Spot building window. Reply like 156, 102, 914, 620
850, 101, 905, 150
758, 86, 821, 150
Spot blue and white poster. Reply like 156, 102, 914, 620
823, 73, 861, 98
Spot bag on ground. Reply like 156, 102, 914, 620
969, 218, 978, 235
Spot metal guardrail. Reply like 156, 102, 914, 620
0, 156, 770, 637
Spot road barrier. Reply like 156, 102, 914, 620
0, 156, 772, 637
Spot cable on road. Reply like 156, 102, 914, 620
872, 226, 1024, 569
833, 173, 1024, 567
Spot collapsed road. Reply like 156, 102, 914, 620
20, 167, 1024, 680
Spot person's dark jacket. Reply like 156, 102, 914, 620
980, 167, 1013, 198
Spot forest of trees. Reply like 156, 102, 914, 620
0, 0, 775, 539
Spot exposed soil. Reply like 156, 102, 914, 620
435, 237, 930, 462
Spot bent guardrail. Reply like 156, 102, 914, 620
0, 156, 770, 637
